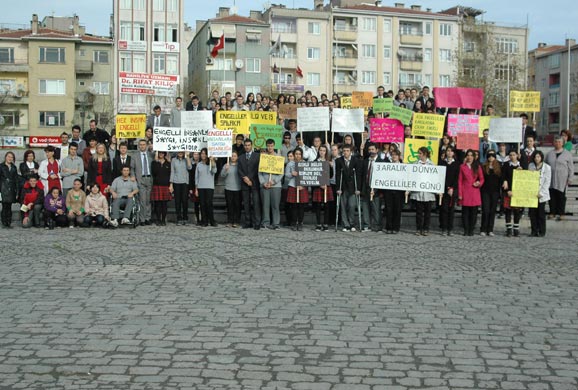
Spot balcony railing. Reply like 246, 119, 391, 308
334, 24, 357, 32
272, 26, 297, 34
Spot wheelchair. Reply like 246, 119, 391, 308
108, 193, 140, 229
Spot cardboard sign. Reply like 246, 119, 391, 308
250, 124, 284, 150
447, 114, 480, 136
296, 161, 330, 187
332, 108, 365, 133
456, 133, 479, 151
297, 107, 330, 132
340, 96, 352, 109
371, 162, 446, 193
403, 138, 439, 164
249, 111, 277, 130
215, 111, 277, 135
478, 116, 500, 137
411, 113, 445, 138
489, 118, 523, 143
510, 91, 541, 112
369, 119, 404, 143
116, 114, 146, 139
511, 170, 540, 208
373, 98, 393, 113
389, 105, 414, 125
181, 111, 213, 129
277, 104, 299, 119
351, 91, 373, 108
258, 153, 284, 175
207, 129, 233, 157
153, 127, 208, 152
432, 87, 484, 109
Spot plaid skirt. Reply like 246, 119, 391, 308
286, 186, 309, 204
151, 185, 172, 201
312, 186, 334, 203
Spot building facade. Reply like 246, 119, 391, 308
0, 14, 113, 138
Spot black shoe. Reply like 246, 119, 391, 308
291, 225, 297, 231
145, 220, 152, 226
315, 225, 322, 231
211, 222, 218, 227
242, 224, 251, 229
297, 223, 303, 231
254, 226, 260, 230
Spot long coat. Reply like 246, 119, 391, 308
545, 149, 574, 192
0, 163, 19, 203
458, 163, 485, 207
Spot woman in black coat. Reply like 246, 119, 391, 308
1, 151, 19, 228
19, 149, 39, 191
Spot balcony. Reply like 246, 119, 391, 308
334, 55, 357, 68
399, 60, 423, 72
399, 33, 423, 45
75, 92, 94, 106
75, 60, 93, 75
272, 55, 297, 69
0, 59, 29, 73
271, 24, 297, 43
334, 25, 357, 42
333, 82, 357, 95
1, 93, 29, 105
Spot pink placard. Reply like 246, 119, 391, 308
369, 118, 404, 143
433, 87, 484, 110
456, 133, 479, 151
447, 114, 480, 136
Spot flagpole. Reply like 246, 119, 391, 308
222, 30, 225, 95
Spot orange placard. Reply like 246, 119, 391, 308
351, 91, 373, 108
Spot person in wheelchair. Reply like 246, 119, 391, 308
109, 166, 139, 227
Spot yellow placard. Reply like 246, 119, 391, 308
478, 116, 500, 137
216, 111, 277, 135
351, 91, 373, 108
340, 96, 352, 109
116, 114, 146, 139
411, 113, 445, 138
258, 153, 285, 175
403, 138, 439, 165
511, 170, 540, 208
510, 91, 541, 113
249, 111, 277, 130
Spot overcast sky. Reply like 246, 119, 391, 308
1, 0, 576, 49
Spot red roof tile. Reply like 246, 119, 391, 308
0, 28, 111, 43
210, 15, 267, 25
342, 4, 456, 18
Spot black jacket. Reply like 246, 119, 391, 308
87, 158, 113, 187
441, 159, 460, 193
237, 151, 261, 189
360, 156, 385, 194
83, 128, 111, 146
113, 153, 135, 179
0, 163, 19, 203
335, 156, 362, 194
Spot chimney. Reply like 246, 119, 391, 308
395, 3, 405, 8
374, 0, 382, 6
196, 20, 205, 33
72, 14, 80, 36
566, 38, 576, 47
537, 42, 547, 48
410, 5, 421, 10
314, 0, 324, 10
426, 8, 431, 12
217, 7, 230, 18
31, 14, 38, 35
249, 10, 261, 20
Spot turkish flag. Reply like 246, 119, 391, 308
296, 66, 303, 78
211, 34, 225, 58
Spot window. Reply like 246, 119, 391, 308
549, 92, 559, 106
153, 0, 164, 11
39, 80, 65, 95
361, 17, 376, 31
496, 37, 518, 54
120, 22, 131, 40
439, 74, 451, 87
133, 22, 145, 41
133, 52, 145, 72
0, 47, 14, 63
399, 72, 422, 86
92, 82, 110, 95
399, 22, 414, 35
39, 111, 65, 127
153, 53, 165, 73
383, 46, 391, 59
464, 41, 475, 52
307, 73, 320, 86
39, 47, 65, 63
424, 74, 432, 86
154, 23, 165, 42
168, 24, 178, 42
120, 0, 132, 8
246, 58, 261, 73
334, 46, 346, 58
494, 65, 515, 81
0, 112, 19, 128
166, 54, 178, 75
120, 52, 132, 71
272, 20, 295, 33
383, 72, 391, 85
0, 79, 16, 94
246, 86, 261, 95
307, 47, 320, 60
334, 19, 347, 31
439, 23, 452, 36
425, 22, 432, 35
93, 51, 109, 63
439, 49, 452, 62
383, 19, 391, 33
424, 48, 432, 62
134, 0, 145, 9
78, 49, 86, 57
167, 0, 178, 12
308, 22, 320, 35
361, 71, 376, 84
550, 54, 561, 68
362, 44, 376, 58
214, 58, 233, 70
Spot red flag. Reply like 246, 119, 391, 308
296, 66, 303, 78
273, 63, 279, 73
211, 34, 225, 58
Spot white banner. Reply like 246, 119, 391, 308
118, 40, 147, 51
207, 129, 233, 157
119, 72, 179, 97
152, 41, 180, 53
181, 111, 213, 129
0, 136, 24, 149
489, 118, 523, 143
153, 112, 212, 152
297, 107, 330, 132
371, 162, 446, 193
332, 108, 365, 133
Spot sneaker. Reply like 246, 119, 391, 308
440, 230, 446, 236
315, 225, 322, 232
350, 227, 357, 232
322, 225, 328, 231
121, 218, 131, 225
422, 231, 429, 236
415, 231, 422, 236
110, 219, 119, 228
273, 226, 280, 230
447, 231, 453, 236
480, 232, 486, 236
362, 227, 370, 232
547, 214, 555, 220
488, 232, 495, 237
69, 225, 74, 229
342, 227, 350, 232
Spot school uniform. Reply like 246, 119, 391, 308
439, 158, 459, 234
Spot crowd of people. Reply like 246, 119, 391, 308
0, 86, 575, 237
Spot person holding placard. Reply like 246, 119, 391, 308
238, 139, 262, 230
335, 144, 362, 232
170, 152, 192, 226
221, 151, 242, 228
502, 150, 523, 237
408, 147, 436, 236
528, 151, 551, 237
285, 148, 309, 231
151, 151, 171, 226
188, 152, 202, 225
382, 149, 405, 234
458, 149, 484, 237
195, 148, 217, 227
439, 146, 460, 236
259, 139, 283, 230
360, 143, 382, 232
312, 145, 334, 232
480, 150, 502, 237
545, 136, 574, 221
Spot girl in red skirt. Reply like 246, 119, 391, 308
285, 147, 309, 231
313, 145, 334, 231
151, 151, 171, 225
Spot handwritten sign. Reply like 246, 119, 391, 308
371, 162, 446, 193
373, 98, 393, 113
456, 133, 479, 151
181, 111, 213, 130
153, 127, 209, 152
411, 113, 445, 138
351, 91, 373, 108
250, 124, 284, 150
216, 111, 277, 135
510, 91, 541, 112
297, 107, 330, 132
403, 139, 439, 164
489, 118, 523, 143
447, 114, 480, 136
478, 116, 500, 137
278, 104, 298, 119
340, 96, 352, 109
332, 108, 365, 133
296, 161, 329, 187
369, 119, 404, 143
511, 170, 540, 208
207, 129, 233, 157
389, 105, 414, 125
249, 111, 277, 130
258, 153, 284, 175
116, 114, 146, 139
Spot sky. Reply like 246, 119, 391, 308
1, 0, 576, 49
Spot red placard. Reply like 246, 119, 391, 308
456, 133, 479, 151
433, 87, 484, 110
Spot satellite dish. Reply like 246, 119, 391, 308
235, 59, 244, 69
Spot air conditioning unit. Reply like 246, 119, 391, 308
206, 57, 214, 65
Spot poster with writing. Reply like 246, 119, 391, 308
116, 114, 146, 139
278, 104, 298, 119
489, 118, 523, 143
389, 105, 414, 125
373, 98, 393, 113
371, 162, 446, 193
369, 118, 404, 143
411, 113, 445, 138
511, 170, 540, 208
447, 114, 480, 136
403, 138, 439, 164
207, 129, 233, 157
351, 91, 373, 108
296, 161, 330, 187
297, 107, 330, 132
250, 124, 284, 150
478, 116, 500, 137
510, 91, 540, 112
153, 127, 209, 152
258, 153, 284, 175
432, 87, 484, 109
332, 108, 365, 133
456, 133, 479, 151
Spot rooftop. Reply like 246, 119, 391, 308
0, 27, 111, 43
209, 14, 267, 25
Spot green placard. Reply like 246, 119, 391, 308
389, 105, 414, 125
250, 124, 284, 150
373, 98, 393, 113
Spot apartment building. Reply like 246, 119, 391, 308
0, 14, 113, 137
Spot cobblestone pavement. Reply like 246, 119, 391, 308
1, 223, 577, 390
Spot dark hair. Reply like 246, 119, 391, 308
342, 144, 352, 151
89, 119, 97, 125
50, 186, 61, 195
483, 151, 501, 176
192, 95, 199, 101
73, 178, 83, 184
44, 145, 55, 153
366, 142, 377, 150
316, 145, 331, 162
531, 150, 545, 164
176, 96, 182, 101
266, 138, 275, 146
72, 125, 81, 132
69, 142, 78, 149
520, 113, 528, 119
293, 147, 303, 157
119, 141, 128, 148
23, 149, 36, 161
465, 149, 481, 177
244, 138, 253, 145
153, 105, 161, 110
417, 146, 430, 158
87, 134, 97, 143
561, 129, 573, 139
